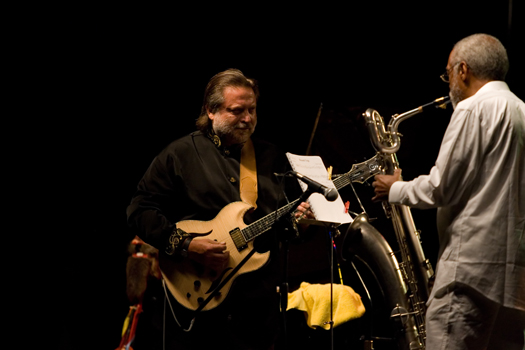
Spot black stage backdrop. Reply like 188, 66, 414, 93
41, 3, 523, 349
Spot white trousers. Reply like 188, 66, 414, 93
425, 283, 525, 350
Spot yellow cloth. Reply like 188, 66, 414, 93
287, 282, 366, 330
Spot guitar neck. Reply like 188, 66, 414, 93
241, 199, 301, 243
333, 159, 379, 188
332, 170, 358, 189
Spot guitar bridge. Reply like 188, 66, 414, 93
230, 228, 247, 251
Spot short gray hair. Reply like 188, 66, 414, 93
451, 33, 509, 81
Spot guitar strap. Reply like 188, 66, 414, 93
239, 138, 258, 209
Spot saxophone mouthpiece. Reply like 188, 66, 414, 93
434, 96, 450, 109
421, 96, 451, 111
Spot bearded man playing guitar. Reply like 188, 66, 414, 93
126, 69, 314, 350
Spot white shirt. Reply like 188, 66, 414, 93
389, 81, 525, 311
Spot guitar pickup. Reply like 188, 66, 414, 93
230, 228, 247, 251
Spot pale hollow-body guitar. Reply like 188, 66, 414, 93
160, 155, 382, 312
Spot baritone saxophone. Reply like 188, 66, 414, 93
343, 96, 449, 349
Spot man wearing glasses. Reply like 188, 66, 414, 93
372, 33, 525, 350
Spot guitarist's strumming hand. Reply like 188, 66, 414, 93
187, 238, 230, 272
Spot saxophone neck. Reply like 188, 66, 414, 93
364, 96, 450, 155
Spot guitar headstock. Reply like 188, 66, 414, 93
336, 154, 384, 185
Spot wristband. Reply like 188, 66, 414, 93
180, 236, 193, 258
165, 228, 192, 256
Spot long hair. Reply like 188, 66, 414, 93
196, 69, 259, 131
451, 33, 509, 81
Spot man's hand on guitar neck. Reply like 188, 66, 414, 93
294, 201, 315, 221
187, 239, 230, 272
294, 201, 316, 234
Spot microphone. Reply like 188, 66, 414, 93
289, 171, 339, 202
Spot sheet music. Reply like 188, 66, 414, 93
286, 153, 352, 226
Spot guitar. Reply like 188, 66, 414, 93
160, 154, 382, 311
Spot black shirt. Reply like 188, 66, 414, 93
126, 130, 302, 350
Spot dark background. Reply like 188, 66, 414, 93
44, 2, 523, 349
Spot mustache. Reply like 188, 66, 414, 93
236, 121, 255, 129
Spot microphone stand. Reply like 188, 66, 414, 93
273, 183, 338, 349
274, 189, 314, 349
280, 230, 291, 349
326, 225, 337, 350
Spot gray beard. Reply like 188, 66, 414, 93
449, 79, 464, 110
450, 92, 458, 110
213, 120, 255, 146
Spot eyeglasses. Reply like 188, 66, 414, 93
440, 62, 461, 83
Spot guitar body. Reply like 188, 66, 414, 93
159, 201, 270, 311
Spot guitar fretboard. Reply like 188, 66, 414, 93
241, 199, 300, 243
